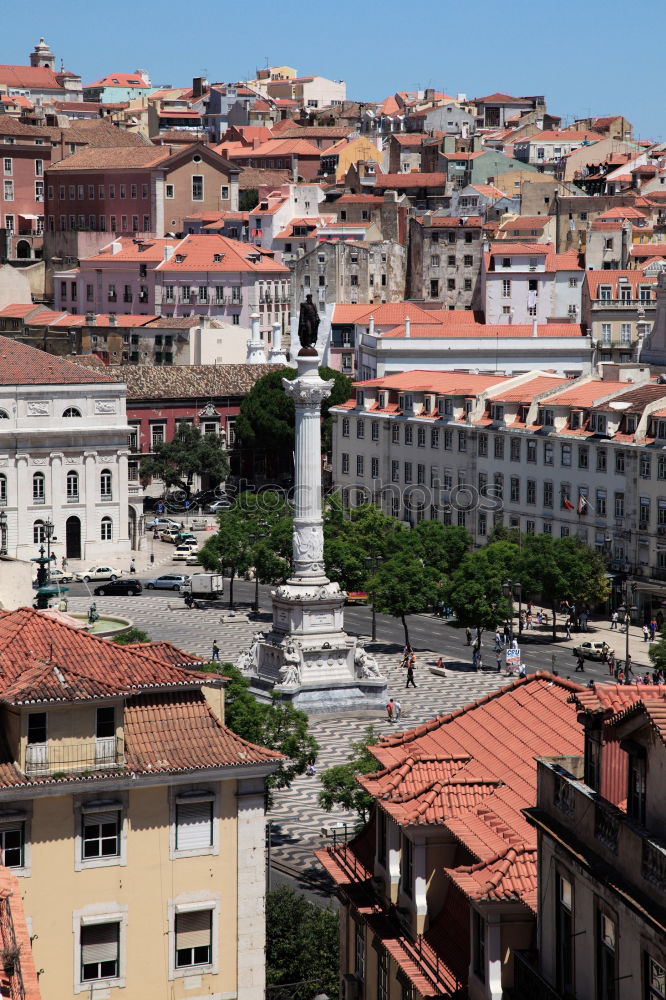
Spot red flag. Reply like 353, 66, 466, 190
562, 497, 575, 510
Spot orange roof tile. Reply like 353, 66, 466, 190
492, 375, 569, 401
380, 323, 585, 340
415, 215, 484, 228
374, 172, 447, 189
156, 233, 289, 274
350, 369, 508, 393
0, 336, 111, 385
630, 243, 666, 258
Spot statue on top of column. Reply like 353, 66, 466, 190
297, 294, 320, 355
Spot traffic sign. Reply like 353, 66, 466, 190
156, 503, 165, 513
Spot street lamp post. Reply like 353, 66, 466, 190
502, 578, 522, 640
44, 518, 57, 580
0, 510, 7, 556
365, 551, 382, 642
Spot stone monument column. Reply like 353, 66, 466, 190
283, 358, 333, 583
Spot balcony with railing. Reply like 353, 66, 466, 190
591, 297, 655, 309
23, 736, 125, 777
530, 758, 666, 914
0, 894, 26, 1000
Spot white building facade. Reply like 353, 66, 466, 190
331, 365, 666, 613
0, 339, 135, 563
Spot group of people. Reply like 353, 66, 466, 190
642, 619, 659, 642
386, 697, 402, 722
400, 646, 417, 687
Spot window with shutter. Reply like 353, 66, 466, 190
175, 798, 213, 851
81, 922, 119, 981
82, 810, 120, 859
0, 823, 23, 867
175, 910, 212, 968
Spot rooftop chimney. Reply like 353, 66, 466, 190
109, 314, 118, 326
268, 320, 288, 364
368, 314, 375, 336
111, 240, 122, 254
246, 312, 267, 364
85, 311, 95, 325
405, 316, 411, 338
532, 318, 538, 338
163, 245, 174, 261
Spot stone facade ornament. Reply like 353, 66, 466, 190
27, 401, 49, 416
94, 399, 117, 414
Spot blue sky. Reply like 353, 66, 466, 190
6, 0, 666, 140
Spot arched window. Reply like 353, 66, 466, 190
0, 409, 9, 419
33, 520, 45, 543
100, 516, 112, 541
0, 474, 6, 506
32, 472, 45, 504
100, 469, 112, 500
63, 407, 82, 418
66, 470, 79, 502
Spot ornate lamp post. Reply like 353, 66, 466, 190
502, 578, 523, 639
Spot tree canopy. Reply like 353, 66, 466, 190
445, 541, 517, 634
266, 887, 339, 1000
367, 546, 439, 646
140, 422, 229, 498
318, 725, 380, 824
235, 366, 352, 458
202, 663, 319, 794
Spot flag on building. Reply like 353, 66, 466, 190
578, 495, 588, 514
563, 497, 575, 510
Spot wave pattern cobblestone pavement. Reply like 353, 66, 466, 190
69, 597, 518, 873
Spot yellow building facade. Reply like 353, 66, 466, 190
0, 610, 280, 1000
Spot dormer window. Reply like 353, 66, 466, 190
518, 405, 529, 423
598, 285, 612, 301
538, 408, 554, 427
356, 390, 365, 406
491, 404, 504, 421
656, 419, 666, 439
570, 411, 581, 430
213, 253, 222, 262
438, 398, 453, 416
626, 415, 637, 434
379, 392, 387, 408
464, 400, 473, 415
175, 254, 184, 263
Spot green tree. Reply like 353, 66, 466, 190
204, 664, 319, 794
367, 548, 439, 647
111, 626, 150, 645
235, 366, 352, 462
649, 628, 666, 673
198, 510, 252, 608
266, 886, 339, 1000
518, 534, 610, 638
445, 541, 517, 636
412, 520, 471, 578
239, 188, 258, 211
139, 422, 229, 499
324, 501, 404, 593
319, 725, 380, 824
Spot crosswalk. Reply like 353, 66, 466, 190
69, 595, 514, 872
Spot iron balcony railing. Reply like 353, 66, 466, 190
24, 736, 125, 777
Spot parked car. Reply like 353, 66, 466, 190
146, 516, 181, 530
572, 641, 607, 661
206, 498, 232, 514
160, 528, 181, 543
185, 552, 202, 565
145, 574, 190, 591
175, 533, 197, 546
173, 544, 198, 561
74, 566, 121, 583
346, 591, 369, 605
94, 579, 143, 597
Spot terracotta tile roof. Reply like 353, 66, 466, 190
0, 335, 112, 385
374, 172, 447, 189
334, 193, 385, 204
116, 362, 284, 399
447, 846, 538, 908
0, 304, 44, 319
23, 309, 71, 327
584, 270, 656, 298
43, 120, 151, 148
630, 243, 666, 258
350, 369, 508, 394
0, 868, 42, 999
545, 379, 632, 408
597, 206, 648, 220
0, 64, 64, 90
568, 683, 665, 717
469, 183, 506, 199
333, 303, 441, 326
489, 242, 583, 271
82, 236, 177, 263
277, 127, 354, 139
126, 640, 205, 668
474, 92, 530, 104
492, 375, 569, 401
85, 73, 152, 89
144, 315, 224, 329
123, 690, 282, 772
499, 216, 550, 231
392, 134, 427, 146
234, 138, 321, 158
380, 322, 586, 340
237, 167, 292, 188
47, 145, 171, 171
515, 130, 603, 143
155, 233, 289, 274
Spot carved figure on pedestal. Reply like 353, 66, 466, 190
237, 633, 262, 674
278, 642, 301, 687
355, 644, 381, 678
293, 526, 324, 564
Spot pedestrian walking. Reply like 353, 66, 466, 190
393, 699, 402, 721
211, 640, 220, 662
575, 654, 585, 672
565, 619, 572, 640
405, 665, 416, 688
386, 698, 394, 722
465, 627, 472, 646
129, 558, 136, 574
518, 662, 526, 678
617, 668, 625, 684
601, 642, 609, 663
496, 650, 502, 672
61, 556, 68, 572
650, 618, 657, 641
494, 630, 502, 648
608, 651, 616, 677
511, 637, 518, 650
610, 611, 618, 630
643, 624, 650, 642
503, 622, 511, 644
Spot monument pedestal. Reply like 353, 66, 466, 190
237, 351, 387, 712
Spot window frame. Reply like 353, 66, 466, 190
75, 795, 128, 871
169, 786, 218, 860
73, 905, 128, 994
167, 894, 220, 981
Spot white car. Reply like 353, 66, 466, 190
74, 566, 121, 583
185, 552, 202, 565
173, 544, 199, 561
